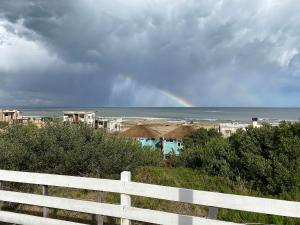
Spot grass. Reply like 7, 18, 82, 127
1, 167, 300, 225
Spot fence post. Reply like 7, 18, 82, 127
97, 192, 104, 225
0, 181, 2, 210
121, 171, 131, 225
208, 207, 218, 219
42, 185, 49, 217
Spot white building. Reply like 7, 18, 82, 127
95, 117, 122, 133
0, 109, 22, 123
21, 116, 48, 127
219, 122, 249, 138
63, 111, 95, 127
219, 118, 261, 138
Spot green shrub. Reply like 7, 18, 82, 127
179, 137, 234, 177
183, 127, 221, 148
0, 121, 8, 129
0, 122, 163, 178
177, 122, 300, 197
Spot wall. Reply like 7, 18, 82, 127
162, 139, 183, 155
85, 113, 95, 127
137, 138, 160, 149
219, 123, 248, 138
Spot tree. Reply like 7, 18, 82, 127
180, 138, 233, 177
0, 122, 163, 178
180, 121, 300, 196
183, 128, 221, 148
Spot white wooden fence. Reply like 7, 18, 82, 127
0, 169, 299, 225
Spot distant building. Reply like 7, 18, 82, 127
252, 117, 260, 128
219, 118, 261, 138
0, 109, 22, 124
219, 122, 248, 138
21, 116, 50, 128
162, 125, 194, 155
63, 111, 95, 127
119, 124, 161, 149
95, 117, 122, 133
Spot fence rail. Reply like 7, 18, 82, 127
0, 169, 299, 225
0, 211, 88, 225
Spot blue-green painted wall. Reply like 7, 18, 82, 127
162, 139, 183, 154
137, 137, 160, 149
132, 137, 184, 155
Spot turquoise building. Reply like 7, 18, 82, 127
120, 124, 161, 149
162, 139, 183, 155
137, 137, 160, 149
120, 124, 194, 157
162, 125, 194, 155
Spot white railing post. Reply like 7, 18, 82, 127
42, 185, 49, 217
121, 171, 131, 225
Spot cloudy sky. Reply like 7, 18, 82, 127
0, 0, 300, 107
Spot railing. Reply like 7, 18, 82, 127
0, 169, 298, 225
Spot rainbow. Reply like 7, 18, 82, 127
120, 75, 194, 107
160, 89, 194, 107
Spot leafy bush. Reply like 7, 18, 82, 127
179, 138, 234, 177
0, 122, 163, 178
177, 122, 300, 196
183, 127, 221, 148
229, 122, 300, 195
0, 121, 8, 129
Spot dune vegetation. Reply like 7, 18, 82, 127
0, 121, 299, 224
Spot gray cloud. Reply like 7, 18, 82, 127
0, 0, 300, 107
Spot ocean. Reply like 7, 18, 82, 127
16, 107, 300, 123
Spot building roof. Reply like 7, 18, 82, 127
63, 111, 95, 115
219, 122, 249, 129
1, 109, 20, 113
119, 125, 160, 138
164, 125, 194, 139
96, 117, 122, 122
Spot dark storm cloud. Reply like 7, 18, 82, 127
1, 0, 300, 106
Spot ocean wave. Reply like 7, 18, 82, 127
185, 118, 218, 122
123, 116, 167, 120
203, 111, 221, 113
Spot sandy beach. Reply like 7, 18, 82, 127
122, 118, 219, 135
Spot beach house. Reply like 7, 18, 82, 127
119, 124, 161, 149
0, 109, 22, 124
219, 122, 248, 138
162, 125, 194, 155
219, 118, 261, 138
95, 117, 122, 133
63, 111, 95, 127
21, 116, 48, 128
